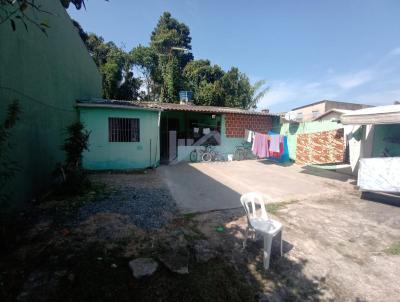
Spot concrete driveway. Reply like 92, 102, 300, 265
159, 160, 354, 213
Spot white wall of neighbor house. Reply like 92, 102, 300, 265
292, 103, 326, 121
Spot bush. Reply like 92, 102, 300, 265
54, 121, 91, 196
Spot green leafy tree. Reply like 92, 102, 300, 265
218, 67, 253, 109
183, 60, 224, 88
160, 55, 181, 103
131, 45, 159, 100
148, 12, 194, 102
150, 11, 193, 69
73, 22, 141, 100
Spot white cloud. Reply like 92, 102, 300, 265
333, 70, 374, 89
388, 47, 400, 57
257, 47, 400, 112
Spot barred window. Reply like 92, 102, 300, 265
108, 118, 140, 142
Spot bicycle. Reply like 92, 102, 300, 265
190, 145, 211, 162
234, 142, 253, 161
190, 145, 226, 162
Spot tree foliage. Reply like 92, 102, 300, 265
74, 24, 141, 100
0, 0, 87, 33
130, 11, 268, 108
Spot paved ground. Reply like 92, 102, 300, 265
193, 183, 400, 301
160, 160, 354, 213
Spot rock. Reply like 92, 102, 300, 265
157, 235, 189, 274
129, 258, 158, 279
158, 247, 189, 274
194, 240, 216, 263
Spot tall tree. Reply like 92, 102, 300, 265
150, 12, 193, 69
130, 45, 159, 100
73, 22, 141, 101
149, 12, 194, 102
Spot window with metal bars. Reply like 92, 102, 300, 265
108, 118, 140, 142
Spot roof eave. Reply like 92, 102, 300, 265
76, 102, 163, 112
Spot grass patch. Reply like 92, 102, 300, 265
385, 242, 400, 255
265, 199, 299, 215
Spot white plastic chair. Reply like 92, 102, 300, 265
240, 192, 283, 269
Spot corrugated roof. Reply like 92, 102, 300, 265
76, 100, 162, 112
77, 99, 273, 116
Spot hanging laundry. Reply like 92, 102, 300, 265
269, 135, 284, 159
245, 129, 254, 143
269, 134, 280, 153
252, 133, 269, 158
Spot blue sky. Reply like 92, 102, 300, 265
68, 0, 400, 112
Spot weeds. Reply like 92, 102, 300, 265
385, 242, 400, 255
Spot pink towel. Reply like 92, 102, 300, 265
252, 133, 269, 158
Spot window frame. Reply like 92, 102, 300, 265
108, 117, 140, 143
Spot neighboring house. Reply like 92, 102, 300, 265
312, 109, 352, 122
341, 104, 400, 190
0, 0, 102, 209
77, 100, 274, 169
290, 100, 372, 122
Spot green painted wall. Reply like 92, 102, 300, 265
279, 120, 343, 160
372, 124, 400, 157
79, 107, 160, 170
0, 0, 102, 210
176, 114, 243, 162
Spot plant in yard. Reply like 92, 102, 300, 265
54, 121, 91, 196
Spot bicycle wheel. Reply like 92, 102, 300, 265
202, 152, 212, 162
189, 149, 198, 162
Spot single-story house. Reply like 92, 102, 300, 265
77, 99, 275, 170
341, 104, 400, 191
312, 109, 352, 122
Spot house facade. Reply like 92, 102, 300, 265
77, 100, 274, 169
290, 100, 371, 122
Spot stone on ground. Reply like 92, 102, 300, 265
128, 258, 158, 279
194, 239, 216, 263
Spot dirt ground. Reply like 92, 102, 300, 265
1, 164, 400, 301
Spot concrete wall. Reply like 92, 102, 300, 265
280, 121, 343, 160
292, 103, 326, 122
292, 101, 370, 122
79, 107, 160, 170
0, 0, 102, 209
